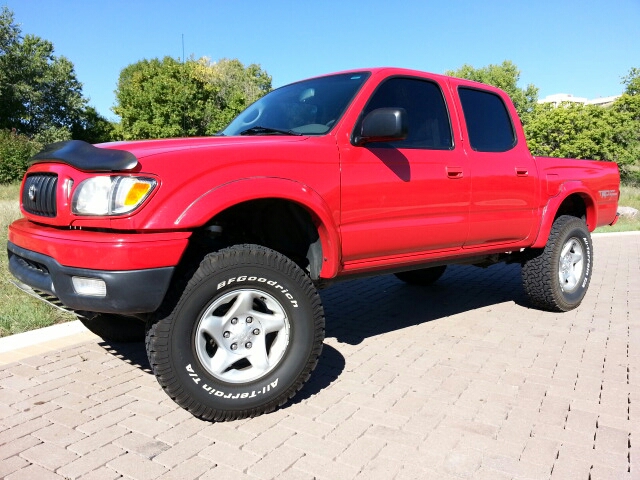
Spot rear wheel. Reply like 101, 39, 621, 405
146, 244, 325, 421
394, 265, 447, 286
522, 215, 592, 312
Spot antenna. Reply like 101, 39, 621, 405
181, 34, 187, 136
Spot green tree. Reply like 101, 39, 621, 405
525, 102, 639, 182
192, 58, 273, 133
114, 56, 271, 140
0, 130, 42, 183
70, 106, 117, 144
1, 7, 79, 136
616, 68, 640, 124
446, 60, 539, 123
612, 67, 640, 183
622, 67, 640, 96
0, 6, 21, 122
0, 7, 112, 143
114, 57, 199, 139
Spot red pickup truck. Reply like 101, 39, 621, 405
8, 68, 620, 420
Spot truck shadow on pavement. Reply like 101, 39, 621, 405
98, 340, 346, 405
98, 263, 525, 405
322, 263, 526, 345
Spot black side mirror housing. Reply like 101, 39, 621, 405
354, 108, 408, 146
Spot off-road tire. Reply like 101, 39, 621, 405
394, 265, 447, 286
146, 244, 325, 421
78, 313, 145, 342
522, 215, 592, 312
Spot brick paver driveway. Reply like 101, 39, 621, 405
0, 233, 638, 479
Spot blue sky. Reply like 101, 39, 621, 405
6, 0, 640, 121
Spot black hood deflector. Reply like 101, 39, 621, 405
30, 140, 139, 172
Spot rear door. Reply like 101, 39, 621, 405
455, 86, 538, 247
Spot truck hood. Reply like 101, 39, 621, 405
99, 135, 310, 162
30, 137, 311, 173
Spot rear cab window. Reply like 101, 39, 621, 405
458, 87, 516, 152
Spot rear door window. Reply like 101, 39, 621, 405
458, 87, 516, 152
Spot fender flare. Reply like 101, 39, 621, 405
174, 177, 342, 278
531, 181, 597, 249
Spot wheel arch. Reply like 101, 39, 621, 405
174, 178, 341, 279
531, 182, 596, 249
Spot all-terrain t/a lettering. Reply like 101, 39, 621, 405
186, 363, 279, 399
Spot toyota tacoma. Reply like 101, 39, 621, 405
7, 68, 620, 421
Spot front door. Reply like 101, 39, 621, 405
340, 76, 470, 265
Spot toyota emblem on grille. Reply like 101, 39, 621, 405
28, 184, 37, 201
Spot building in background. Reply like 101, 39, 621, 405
539, 93, 621, 107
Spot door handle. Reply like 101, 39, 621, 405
516, 167, 529, 177
446, 167, 464, 179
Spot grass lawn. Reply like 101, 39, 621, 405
1, 183, 75, 337
0, 182, 638, 337
594, 185, 640, 233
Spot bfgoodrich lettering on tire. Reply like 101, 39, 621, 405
146, 244, 325, 421
522, 215, 593, 312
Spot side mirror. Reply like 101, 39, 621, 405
354, 108, 408, 146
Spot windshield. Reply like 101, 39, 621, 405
222, 72, 370, 136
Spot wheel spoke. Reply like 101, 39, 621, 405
565, 271, 577, 287
198, 315, 226, 345
560, 241, 574, 259
570, 250, 583, 265
251, 310, 286, 334
206, 347, 237, 375
246, 335, 270, 372
224, 290, 257, 321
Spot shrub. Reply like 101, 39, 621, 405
0, 130, 41, 184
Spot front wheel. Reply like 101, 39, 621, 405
522, 215, 593, 312
146, 245, 325, 421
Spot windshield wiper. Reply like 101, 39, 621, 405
240, 126, 302, 136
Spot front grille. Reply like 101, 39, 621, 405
23, 173, 58, 217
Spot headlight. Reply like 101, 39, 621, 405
72, 176, 156, 215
